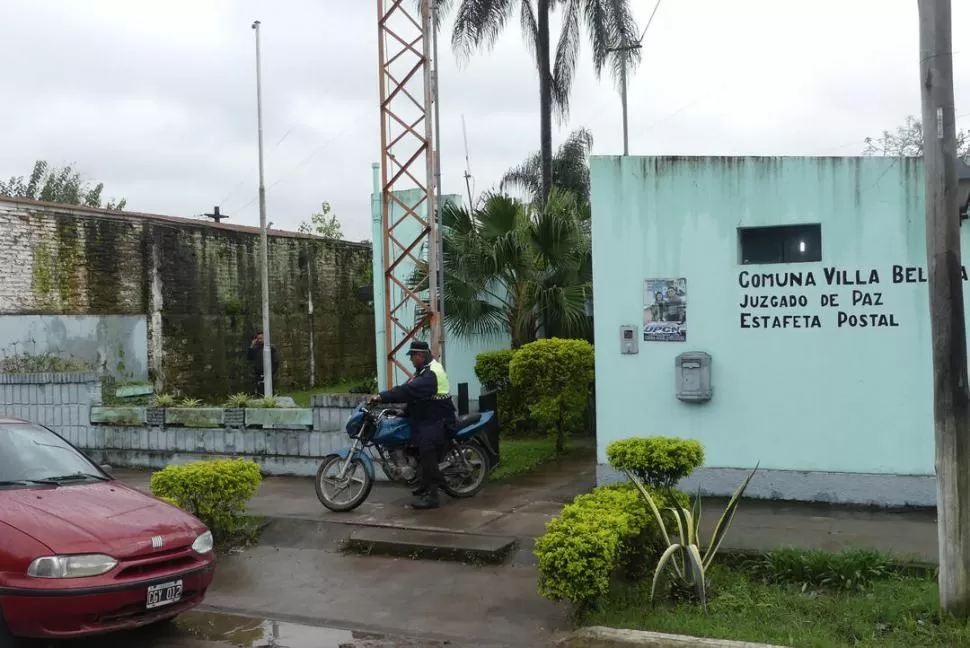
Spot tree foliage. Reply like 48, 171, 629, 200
413, 188, 591, 347
502, 127, 594, 205
0, 160, 126, 209
863, 115, 970, 158
298, 201, 343, 240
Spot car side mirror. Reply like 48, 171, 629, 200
100, 464, 113, 476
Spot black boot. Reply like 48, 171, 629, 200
412, 489, 439, 510
411, 486, 427, 496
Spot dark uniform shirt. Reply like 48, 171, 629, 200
379, 361, 455, 426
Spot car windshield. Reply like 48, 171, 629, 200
0, 422, 105, 485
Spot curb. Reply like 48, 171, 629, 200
556, 627, 789, 648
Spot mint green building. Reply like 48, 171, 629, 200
591, 156, 955, 507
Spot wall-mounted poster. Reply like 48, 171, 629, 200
643, 278, 687, 342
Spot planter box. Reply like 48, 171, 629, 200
90, 406, 147, 426
244, 408, 313, 429
164, 407, 225, 428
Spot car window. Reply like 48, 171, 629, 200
0, 423, 100, 482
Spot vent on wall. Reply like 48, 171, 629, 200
738, 224, 822, 265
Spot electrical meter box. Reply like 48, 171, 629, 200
619, 325, 638, 354
675, 351, 712, 402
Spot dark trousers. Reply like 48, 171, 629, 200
254, 372, 276, 396
413, 420, 446, 492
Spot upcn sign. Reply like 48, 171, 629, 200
737, 265, 970, 330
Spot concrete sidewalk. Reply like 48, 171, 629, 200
117, 456, 938, 563
115, 450, 595, 542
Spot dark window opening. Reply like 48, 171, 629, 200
738, 224, 822, 265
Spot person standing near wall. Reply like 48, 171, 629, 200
247, 331, 280, 396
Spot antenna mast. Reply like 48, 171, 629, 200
376, 0, 440, 386
461, 114, 474, 211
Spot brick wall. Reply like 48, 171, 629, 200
0, 199, 375, 400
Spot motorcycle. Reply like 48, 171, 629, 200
314, 402, 500, 512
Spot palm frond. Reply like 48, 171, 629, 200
552, 0, 582, 123
519, 0, 539, 60
501, 128, 594, 204
452, 0, 518, 61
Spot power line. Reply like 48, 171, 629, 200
638, 0, 662, 43
232, 111, 370, 215
216, 123, 301, 207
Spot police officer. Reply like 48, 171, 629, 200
370, 340, 455, 509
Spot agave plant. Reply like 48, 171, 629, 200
627, 462, 759, 613
178, 397, 202, 408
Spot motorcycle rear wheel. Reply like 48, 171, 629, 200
441, 441, 489, 499
315, 454, 373, 512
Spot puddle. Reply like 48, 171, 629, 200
174, 610, 452, 647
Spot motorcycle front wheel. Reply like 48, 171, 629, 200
440, 441, 489, 499
315, 454, 374, 512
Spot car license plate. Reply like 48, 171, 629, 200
146, 580, 183, 610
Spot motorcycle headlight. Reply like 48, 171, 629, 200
191, 530, 214, 554
27, 554, 118, 579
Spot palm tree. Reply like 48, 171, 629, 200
436, 0, 640, 203
501, 127, 594, 206
412, 188, 592, 347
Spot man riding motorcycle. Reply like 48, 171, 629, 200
369, 340, 456, 510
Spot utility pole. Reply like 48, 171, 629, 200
431, 1, 446, 366
252, 19, 273, 398
608, 0, 662, 155
607, 43, 640, 155
918, 0, 970, 617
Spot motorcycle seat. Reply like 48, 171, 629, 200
452, 413, 482, 430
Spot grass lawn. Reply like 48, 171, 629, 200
586, 565, 969, 648
491, 437, 572, 481
285, 379, 369, 407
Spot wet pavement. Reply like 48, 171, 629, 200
105, 453, 598, 647
38, 610, 466, 647
114, 450, 596, 544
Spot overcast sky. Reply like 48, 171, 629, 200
2, 0, 969, 241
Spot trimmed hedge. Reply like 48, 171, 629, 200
150, 459, 262, 542
474, 349, 531, 436
508, 338, 594, 451
606, 437, 705, 490
535, 436, 707, 609
535, 483, 685, 607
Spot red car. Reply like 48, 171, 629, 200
0, 418, 216, 645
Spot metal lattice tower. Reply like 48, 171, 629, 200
377, 0, 440, 386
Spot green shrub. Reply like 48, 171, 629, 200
508, 338, 594, 452
534, 483, 685, 608
150, 459, 262, 543
151, 393, 176, 408
474, 349, 531, 437
749, 547, 895, 592
224, 392, 251, 408
475, 349, 517, 390
607, 437, 705, 490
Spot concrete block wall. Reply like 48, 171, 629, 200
312, 393, 363, 432
88, 426, 348, 478
0, 372, 101, 444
